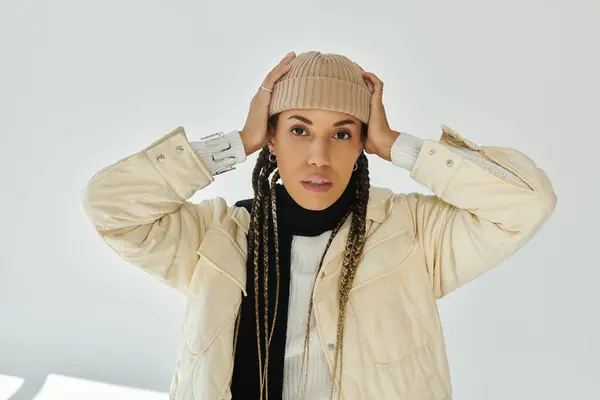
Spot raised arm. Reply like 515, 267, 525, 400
81, 52, 296, 294
81, 126, 245, 293
390, 125, 556, 299
359, 70, 556, 299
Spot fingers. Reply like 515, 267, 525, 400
262, 51, 296, 89
355, 64, 374, 92
363, 74, 374, 93
360, 71, 388, 128
361, 71, 383, 93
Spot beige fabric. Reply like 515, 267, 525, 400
268, 51, 372, 123
81, 125, 557, 399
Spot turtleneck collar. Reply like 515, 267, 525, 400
274, 173, 357, 237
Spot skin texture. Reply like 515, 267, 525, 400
266, 108, 364, 211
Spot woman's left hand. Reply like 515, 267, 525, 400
360, 70, 400, 161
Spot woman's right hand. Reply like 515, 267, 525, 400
240, 51, 296, 155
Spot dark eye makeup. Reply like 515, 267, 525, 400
290, 126, 352, 139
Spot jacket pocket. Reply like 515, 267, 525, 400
182, 229, 243, 356
349, 228, 441, 364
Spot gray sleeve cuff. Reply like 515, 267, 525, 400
442, 144, 531, 189
389, 130, 531, 190
189, 130, 247, 176
390, 132, 425, 170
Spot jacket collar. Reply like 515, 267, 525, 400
316, 186, 394, 277
233, 185, 394, 234
365, 186, 394, 223
227, 185, 395, 296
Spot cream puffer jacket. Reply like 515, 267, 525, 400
81, 125, 556, 400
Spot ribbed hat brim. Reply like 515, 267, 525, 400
269, 76, 372, 124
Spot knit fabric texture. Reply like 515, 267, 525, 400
282, 232, 340, 399
268, 51, 373, 124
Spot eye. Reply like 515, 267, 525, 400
291, 127, 307, 136
334, 130, 352, 140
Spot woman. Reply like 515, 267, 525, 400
82, 51, 557, 400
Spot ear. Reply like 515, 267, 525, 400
356, 148, 364, 163
267, 127, 276, 153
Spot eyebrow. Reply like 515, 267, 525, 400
288, 115, 356, 127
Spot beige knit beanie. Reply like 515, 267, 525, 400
268, 51, 372, 124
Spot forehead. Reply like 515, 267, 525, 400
279, 109, 360, 126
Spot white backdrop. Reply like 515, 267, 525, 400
1, 0, 598, 399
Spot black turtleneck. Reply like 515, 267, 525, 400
231, 173, 357, 399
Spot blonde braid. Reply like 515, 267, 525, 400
330, 153, 369, 399
248, 148, 270, 397
268, 169, 282, 352
244, 141, 282, 399
294, 208, 352, 399
261, 156, 278, 398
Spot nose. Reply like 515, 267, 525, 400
306, 139, 331, 168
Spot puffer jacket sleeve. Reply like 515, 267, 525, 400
81, 126, 234, 293
397, 125, 557, 299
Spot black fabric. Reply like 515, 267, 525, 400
230, 175, 357, 400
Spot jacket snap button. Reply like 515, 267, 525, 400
328, 343, 335, 350
429, 149, 435, 155
156, 154, 165, 162
176, 145, 184, 153
446, 159, 454, 167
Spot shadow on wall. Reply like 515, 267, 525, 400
2, 374, 167, 400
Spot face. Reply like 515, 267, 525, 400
267, 109, 364, 211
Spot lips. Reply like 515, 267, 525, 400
301, 181, 332, 193
301, 175, 332, 184
301, 175, 333, 193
